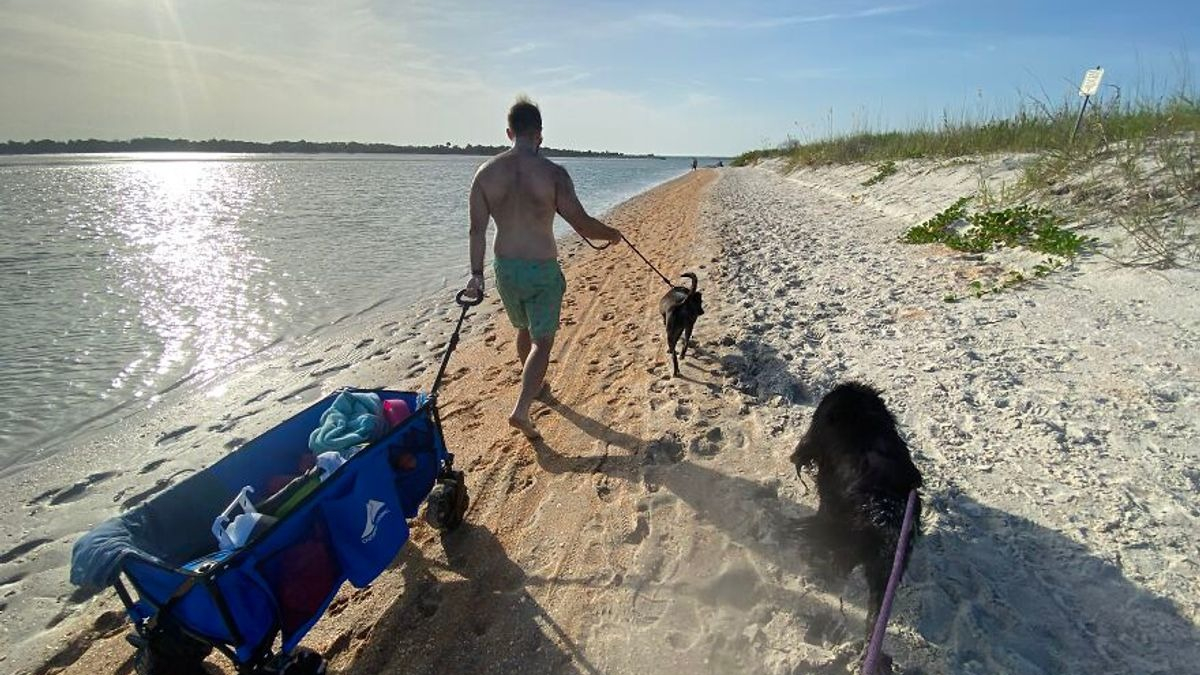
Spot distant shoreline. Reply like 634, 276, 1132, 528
0, 137, 664, 158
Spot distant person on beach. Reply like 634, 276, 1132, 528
463, 96, 622, 440
691, 158, 698, 170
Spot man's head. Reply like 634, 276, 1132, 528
507, 96, 543, 146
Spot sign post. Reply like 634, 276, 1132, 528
1071, 66, 1104, 144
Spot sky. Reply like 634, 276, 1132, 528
0, 0, 1196, 156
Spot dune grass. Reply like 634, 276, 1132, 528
733, 93, 1200, 169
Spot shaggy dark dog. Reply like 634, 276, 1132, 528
792, 382, 922, 642
658, 272, 704, 377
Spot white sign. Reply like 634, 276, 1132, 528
1079, 68, 1104, 97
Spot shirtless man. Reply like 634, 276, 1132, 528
463, 97, 621, 439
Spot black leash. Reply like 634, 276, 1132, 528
581, 233, 674, 288
437, 231, 678, 391
429, 290, 483, 399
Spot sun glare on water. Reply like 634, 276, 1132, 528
106, 159, 272, 398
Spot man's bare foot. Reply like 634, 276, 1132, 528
508, 414, 542, 440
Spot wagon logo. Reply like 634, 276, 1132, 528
361, 499, 390, 543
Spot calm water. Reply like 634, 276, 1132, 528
0, 153, 700, 464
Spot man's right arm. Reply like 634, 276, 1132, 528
554, 165, 621, 241
465, 169, 490, 298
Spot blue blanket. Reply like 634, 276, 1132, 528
308, 391, 386, 454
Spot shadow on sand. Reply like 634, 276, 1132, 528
534, 391, 1200, 675
720, 335, 819, 406
906, 492, 1200, 674
534, 392, 815, 579
341, 523, 599, 675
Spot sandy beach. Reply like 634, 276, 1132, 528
11, 162, 1200, 675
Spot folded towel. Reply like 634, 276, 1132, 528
308, 391, 387, 454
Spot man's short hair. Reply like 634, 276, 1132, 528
508, 97, 542, 136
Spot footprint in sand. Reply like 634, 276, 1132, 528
1, 572, 28, 601
625, 514, 650, 544
156, 425, 197, 445
674, 401, 693, 421
311, 363, 351, 377
325, 630, 354, 657
644, 432, 684, 465
0, 538, 53, 564
29, 472, 119, 507
244, 389, 275, 405
411, 576, 444, 619
49, 471, 120, 506
118, 470, 193, 510
208, 408, 262, 433
277, 382, 321, 402
688, 426, 725, 457
441, 366, 470, 384
43, 608, 76, 630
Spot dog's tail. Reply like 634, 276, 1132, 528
678, 272, 698, 297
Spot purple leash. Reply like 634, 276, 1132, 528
861, 489, 919, 675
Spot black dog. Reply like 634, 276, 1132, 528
658, 272, 704, 377
792, 382, 922, 643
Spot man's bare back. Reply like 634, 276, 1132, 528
470, 147, 616, 262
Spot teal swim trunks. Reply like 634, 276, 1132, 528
493, 257, 566, 339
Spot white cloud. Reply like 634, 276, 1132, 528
533, 86, 764, 155
633, 4, 921, 31
502, 42, 542, 56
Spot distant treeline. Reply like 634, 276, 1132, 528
0, 137, 658, 158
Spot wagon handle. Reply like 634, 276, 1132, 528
430, 290, 481, 397
455, 289, 484, 307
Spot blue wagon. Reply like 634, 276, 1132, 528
70, 292, 482, 674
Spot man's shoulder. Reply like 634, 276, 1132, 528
478, 152, 507, 169
473, 153, 509, 179
539, 156, 570, 179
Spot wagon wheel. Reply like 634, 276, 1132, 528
256, 647, 327, 675
128, 620, 212, 675
424, 470, 469, 532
